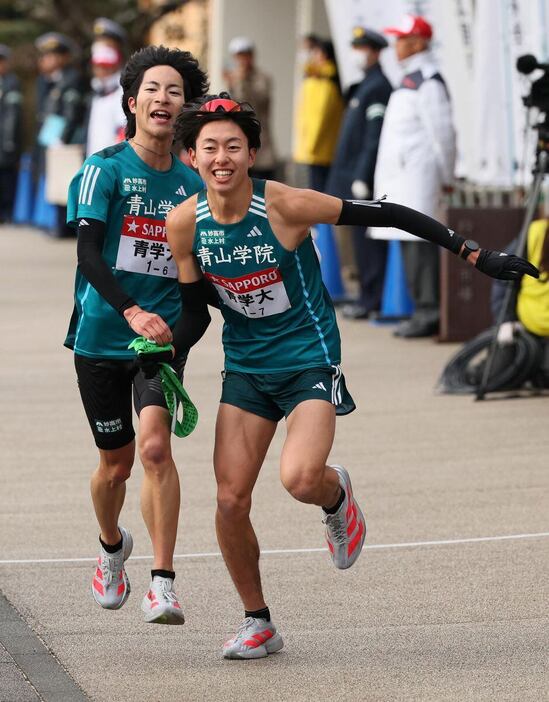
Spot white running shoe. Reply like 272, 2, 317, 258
323, 465, 366, 569
141, 577, 185, 625
223, 617, 284, 659
92, 526, 133, 609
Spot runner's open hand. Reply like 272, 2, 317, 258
475, 249, 539, 280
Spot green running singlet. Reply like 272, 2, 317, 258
192, 179, 341, 373
64, 142, 203, 359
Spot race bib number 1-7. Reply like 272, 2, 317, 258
115, 215, 178, 278
205, 267, 291, 318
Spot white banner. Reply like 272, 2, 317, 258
324, 0, 549, 185
470, 0, 514, 186
429, 0, 474, 178
324, 0, 473, 175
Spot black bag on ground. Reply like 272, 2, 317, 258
436, 326, 547, 395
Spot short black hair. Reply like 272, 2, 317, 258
121, 45, 209, 139
303, 33, 321, 48
319, 40, 336, 63
175, 92, 261, 151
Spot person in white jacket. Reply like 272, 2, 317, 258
372, 15, 456, 338
85, 18, 127, 157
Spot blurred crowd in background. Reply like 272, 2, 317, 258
0, 9, 547, 384
0, 13, 453, 333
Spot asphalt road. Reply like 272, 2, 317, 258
1, 225, 548, 702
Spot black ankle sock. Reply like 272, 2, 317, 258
323, 487, 345, 514
245, 606, 270, 622
99, 535, 122, 553
151, 569, 175, 581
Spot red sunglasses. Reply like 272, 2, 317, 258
199, 98, 242, 113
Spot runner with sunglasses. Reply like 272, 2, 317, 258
166, 93, 539, 658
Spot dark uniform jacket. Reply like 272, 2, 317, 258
34, 67, 86, 176
38, 66, 86, 146
0, 72, 22, 168
326, 62, 392, 199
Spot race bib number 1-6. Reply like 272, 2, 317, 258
115, 215, 178, 278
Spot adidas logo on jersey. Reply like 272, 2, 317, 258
312, 382, 327, 392
246, 225, 262, 238
175, 185, 187, 196
80, 219, 89, 226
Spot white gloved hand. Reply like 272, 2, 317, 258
351, 180, 370, 200
496, 321, 522, 345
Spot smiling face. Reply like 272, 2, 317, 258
128, 64, 185, 141
189, 119, 256, 193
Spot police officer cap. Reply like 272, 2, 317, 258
228, 36, 255, 55
0, 44, 11, 60
35, 32, 72, 54
93, 17, 127, 44
351, 27, 388, 50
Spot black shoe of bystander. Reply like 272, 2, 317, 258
341, 303, 374, 320
393, 318, 439, 338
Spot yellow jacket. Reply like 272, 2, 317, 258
517, 219, 549, 336
293, 61, 344, 166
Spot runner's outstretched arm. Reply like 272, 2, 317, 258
266, 183, 539, 282
336, 199, 539, 280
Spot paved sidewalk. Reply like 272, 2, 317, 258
1, 225, 548, 702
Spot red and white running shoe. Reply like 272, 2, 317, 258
323, 465, 366, 569
141, 577, 185, 625
223, 617, 284, 659
91, 526, 133, 609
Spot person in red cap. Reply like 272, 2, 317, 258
371, 14, 456, 338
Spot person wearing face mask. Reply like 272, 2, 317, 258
296, 33, 321, 77
326, 27, 392, 319
85, 18, 127, 156
371, 15, 456, 338
293, 39, 344, 192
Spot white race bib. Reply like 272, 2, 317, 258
205, 267, 291, 318
115, 215, 177, 278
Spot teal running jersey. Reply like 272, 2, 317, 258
64, 142, 202, 359
192, 179, 341, 372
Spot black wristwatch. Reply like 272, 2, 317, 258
460, 239, 480, 260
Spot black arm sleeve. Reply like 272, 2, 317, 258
77, 218, 137, 315
337, 199, 465, 255
171, 279, 213, 355
203, 278, 221, 309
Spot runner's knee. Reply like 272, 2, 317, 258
280, 466, 323, 503
216, 486, 252, 521
139, 435, 172, 473
97, 460, 132, 487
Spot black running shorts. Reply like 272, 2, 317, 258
74, 354, 186, 450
